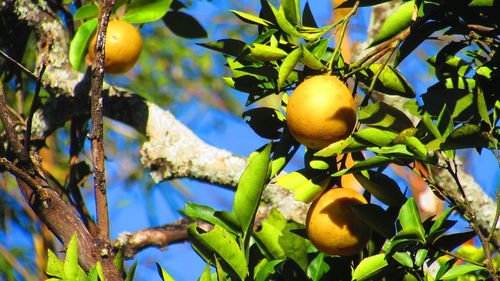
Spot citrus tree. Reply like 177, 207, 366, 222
0, 0, 498, 280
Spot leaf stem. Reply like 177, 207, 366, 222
328, 1, 359, 74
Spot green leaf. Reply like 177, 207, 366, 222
370, 0, 416, 47
74, 3, 98, 20
476, 86, 492, 127
440, 264, 485, 280
359, 101, 414, 132
243, 108, 284, 139
441, 124, 489, 150
309, 160, 329, 170
274, 169, 310, 191
353, 170, 405, 206
394, 21, 447, 66
163, 11, 207, 38
368, 144, 414, 158
357, 64, 416, 98
428, 207, 454, 239
273, 6, 302, 39
352, 254, 389, 281
254, 208, 288, 259
354, 128, 398, 147
281, 0, 300, 25
64, 234, 85, 280
332, 156, 392, 177
198, 265, 212, 281
414, 248, 428, 267
113, 248, 124, 275
278, 48, 301, 89
230, 10, 272, 26
233, 143, 271, 241
214, 255, 228, 281
403, 136, 427, 160
433, 231, 476, 252
254, 260, 283, 281
124, 261, 138, 281
302, 46, 325, 70
250, 44, 288, 61
279, 222, 310, 271
398, 198, 425, 242
352, 204, 395, 238
293, 176, 329, 203
392, 251, 413, 268
189, 224, 248, 280
46, 249, 64, 278
197, 39, 248, 58
302, 2, 317, 27
122, 0, 173, 23
69, 18, 97, 71
157, 263, 176, 281
468, 0, 495, 6
182, 202, 240, 234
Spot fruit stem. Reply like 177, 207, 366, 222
328, 1, 359, 75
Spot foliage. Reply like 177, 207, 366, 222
0, 0, 499, 280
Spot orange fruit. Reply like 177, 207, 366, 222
286, 75, 356, 150
306, 187, 371, 256
338, 153, 363, 192
87, 20, 143, 74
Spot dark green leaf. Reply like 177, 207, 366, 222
395, 21, 447, 66
233, 143, 272, 242
435, 258, 458, 281
278, 48, 301, 89
433, 231, 476, 252
302, 2, 317, 27
352, 254, 389, 281
74, 3, 98, 20
69, 18, 97, 71
198, 39, 248, 58
476, 86, 492, 127
352, 204, 396, 238
359, 101, 414, 132
441, 124, 489, 150
353, 170, 406, 206
243, 108, 284, 139
338, 0, 392, 8
370, 1, 415, 47
163, 11, 207, 38
403, 136, 427, 160
428, 207, 454, 238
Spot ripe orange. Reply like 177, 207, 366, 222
306, 187, 371, 256
286, 75, 356, 150
87, 20, 143, 74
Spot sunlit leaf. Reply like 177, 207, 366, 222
440, 264, 485, 279
122, 0, 173, 23
69, 18, 97, 70
74, 3, 98, 20
230, 10, 272, 26
357, 64, 415, 98
370, 0, 416, 47
250, 44, 288, 61
359, 101, 414, 132
352, 254, 389, 281
398, 198, 425, 242
278, 48, 301, 89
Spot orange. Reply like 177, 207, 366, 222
338, 153, 363, 192
87, 20, 143, 74
306, 187, 371, 256
286, 75, 356, 150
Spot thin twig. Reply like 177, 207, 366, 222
0, 158, 40, 190
25, 63, 47, 158
0, 50, 39, 81
328, 1, 359, 74
90, 0, 116, 243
